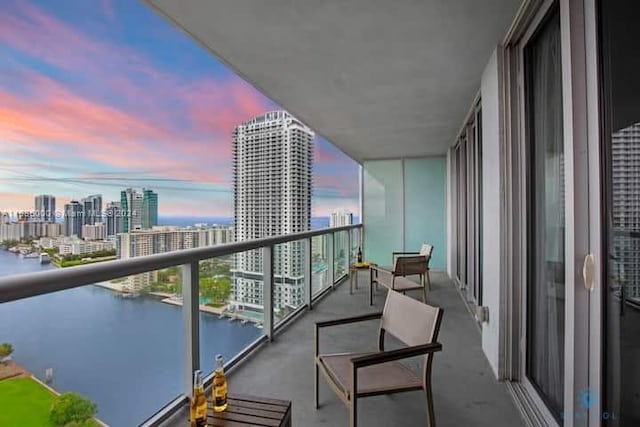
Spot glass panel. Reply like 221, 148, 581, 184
467, 126, 476, 300
363, 160, 403, 265
333, 231, 349, 281
199, 254, 262, 376
600, 0, 640, 424
524, 6, 565, 419
312, 235, 330, 296
351, 228, 361, 264
404, 157, 447, 269
231, 249, 266, 332
272, 240, 306, 325
0, 261, 184, 426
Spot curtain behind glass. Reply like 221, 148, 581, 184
525, 7, 565, 418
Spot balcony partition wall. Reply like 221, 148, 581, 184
362, 158, 446, 269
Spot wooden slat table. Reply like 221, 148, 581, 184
207, 394, 292, 427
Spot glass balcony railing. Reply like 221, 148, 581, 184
311, 234, 330, 296
0, 224, 361, 426
333, 230, 349, 280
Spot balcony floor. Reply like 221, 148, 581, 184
162, 271, 524, 427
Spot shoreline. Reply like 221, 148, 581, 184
92, 282, 261, 325
0, 361, 109, 426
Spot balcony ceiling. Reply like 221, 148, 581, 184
145, 0, 522, 162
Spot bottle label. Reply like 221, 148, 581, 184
215, 393, 227, 406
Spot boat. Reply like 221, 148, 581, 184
39, 253, 51, 264
241, 319, 249, 325
23, 252, 39, 259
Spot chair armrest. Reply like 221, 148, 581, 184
315, 312, 383, 329
392, 251, 419, 256
350, 342, 443, 368
370, 264, 393, 274
315, 312, 383, 357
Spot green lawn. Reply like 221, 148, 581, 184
0, 377, 55, 427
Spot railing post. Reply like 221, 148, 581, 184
347, 230, 352, 273
304, 237, 312, 309
182, 261, 200, 397
263, 245, 274, 341
327, 233, 335, 288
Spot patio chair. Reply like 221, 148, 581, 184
369, 247, 432, 304
392, 243, 434, 291
314, 290, 444, 427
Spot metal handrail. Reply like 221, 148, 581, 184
0, 224, 361, 303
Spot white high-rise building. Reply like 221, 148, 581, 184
232, 111, 313, 310
330, 209, 354, 228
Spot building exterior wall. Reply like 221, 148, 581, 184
479, 47, 502, 378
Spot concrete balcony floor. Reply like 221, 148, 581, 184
163, 271, 525, 427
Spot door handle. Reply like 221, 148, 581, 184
583, 253, 595, 292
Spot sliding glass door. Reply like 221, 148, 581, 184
523, 5, 565, 421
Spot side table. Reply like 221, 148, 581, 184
349, 262, 377, 295
207, 394, 292, 427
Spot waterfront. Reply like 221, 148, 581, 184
0, 250, 261, 426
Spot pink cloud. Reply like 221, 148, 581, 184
0, 0, 277, 174
0, 191, 39, 212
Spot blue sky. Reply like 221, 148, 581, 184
0, 0, 360, 217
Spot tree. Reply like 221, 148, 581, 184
0, 342, 13, 364
200, 276, 231, 305
49, 392, 97, 426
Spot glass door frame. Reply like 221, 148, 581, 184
500, 0, 601, 425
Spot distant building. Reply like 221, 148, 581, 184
142, 189, 158, 229
34, 195, 56, 223
117, 225, 233, 291
64, 201, 84, 237
82, 223, 106, 241
232, 111, 313, 310
57, 238, 116, 256
105, 202, 123, 237
81, 195, 102, 226
0, 222, 62, 242
120, 188, 157, 232
612, 123, 640, 298
329, 209, 354, 227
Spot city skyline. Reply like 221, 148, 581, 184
0, 0, 360, 217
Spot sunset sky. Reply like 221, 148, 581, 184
0, 0, 360, 218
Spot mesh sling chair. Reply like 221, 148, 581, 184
369, 244, 433, 304
314, 290, 444, 427
392, 243, 434, 291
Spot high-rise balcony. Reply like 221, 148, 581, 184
0, 224, 524, 426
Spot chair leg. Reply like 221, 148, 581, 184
425, 383, 436, 427
314, 363, 319, 409
350, 398, 357, 427
426, 270, 432, 291
422, 285, 428, 303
